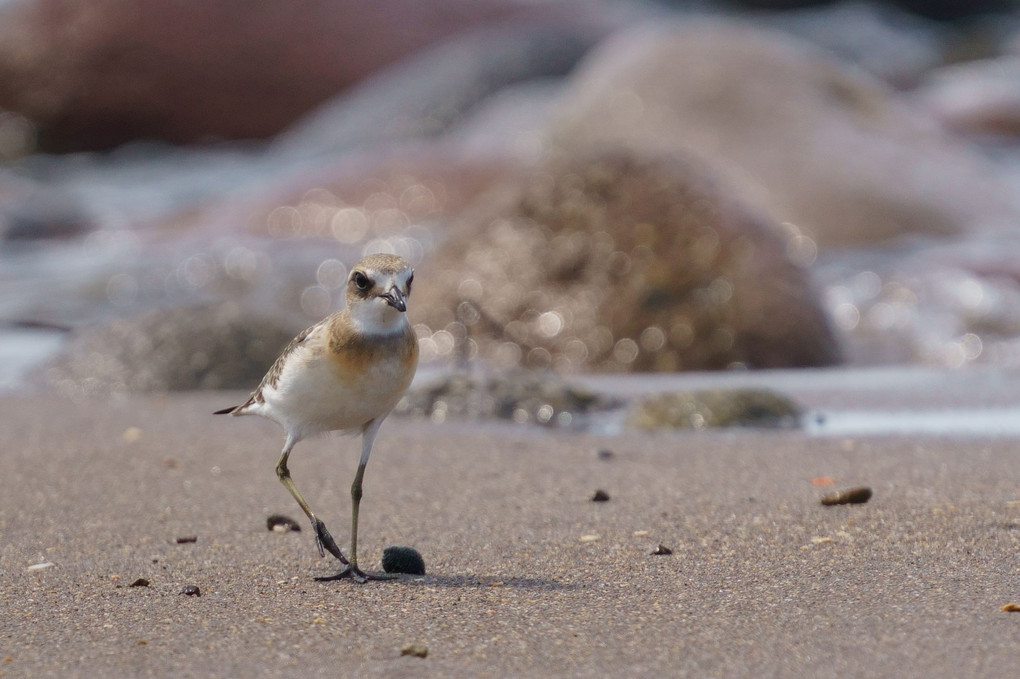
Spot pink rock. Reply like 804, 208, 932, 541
0, 0, 582, 150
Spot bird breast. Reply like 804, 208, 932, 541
261, 325, 417, 436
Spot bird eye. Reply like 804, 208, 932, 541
352, 271, 370, 290
406, 273, 414, 294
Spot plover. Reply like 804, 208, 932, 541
215, 253, 418, 582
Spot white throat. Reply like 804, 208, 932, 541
348, 298, 406, 336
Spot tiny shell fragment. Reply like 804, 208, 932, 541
820, 487, 873, 506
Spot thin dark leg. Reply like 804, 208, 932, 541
275, 436, 348, 565
314, 418, 396, 583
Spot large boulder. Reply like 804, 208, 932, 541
0, 0, 594, 151
42, 303, 297, 394
412, 148, 841, 373
547, 21, 1020, 247
912, 55, 1020, 138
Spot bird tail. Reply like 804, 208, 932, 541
214, 395, 258, 415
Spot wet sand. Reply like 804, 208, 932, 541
1, 386, 1019, 678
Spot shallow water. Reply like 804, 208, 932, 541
809, 406, 1020, 437
575, 364, 1020, 438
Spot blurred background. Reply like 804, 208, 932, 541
1, 0, 1019, 396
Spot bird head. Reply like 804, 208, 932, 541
345, 254, 414, 334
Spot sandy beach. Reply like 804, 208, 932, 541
2, 378, 1019, 678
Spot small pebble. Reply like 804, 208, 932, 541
266, 514, 302, 532
175, 536, 198, 544
591, 489, 611, 502
400, 643, 428, 658
820, 486, 873, 506
382, 546, 426, 575
179, 585, 201, 596
597, 449, 614, 460
1003, 603, 1020, 612
129, 578, 150, 587
651, 544, 673, 555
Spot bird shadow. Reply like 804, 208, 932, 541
361, 572, 575, 590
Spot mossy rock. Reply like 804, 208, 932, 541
395, 369, 616, 427
627, 388, 803, 430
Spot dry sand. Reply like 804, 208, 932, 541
1, 388, 1019, 677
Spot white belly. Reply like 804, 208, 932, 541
258, 344, 412, 439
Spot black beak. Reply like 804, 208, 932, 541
382, 286, 407, 312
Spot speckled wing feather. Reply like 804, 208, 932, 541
213, 320, 324, 415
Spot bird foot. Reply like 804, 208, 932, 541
312, 518, 349, 565
314, 565, 398, 584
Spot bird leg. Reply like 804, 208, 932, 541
315, 419, 396, 583
275, 439, 349, 565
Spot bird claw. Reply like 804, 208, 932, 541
314, 565, 397, 584
312, 518, 349, 565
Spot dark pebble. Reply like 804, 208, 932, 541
179, 585, 201, 596
266, 514, 302, 532
820, 486, 873, 506
591, 489, 611, 502
129, 578, 150, 587
175, 536, 198, 544
400, 643, 428, 658
651, 544, 673, 555
382, 546, 426, 575
597, 449, 614, 460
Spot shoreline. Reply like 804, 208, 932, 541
2, 388, 1019, 677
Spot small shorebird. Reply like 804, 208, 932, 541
215, 253, 418, 582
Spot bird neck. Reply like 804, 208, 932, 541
346, 301, 407, 337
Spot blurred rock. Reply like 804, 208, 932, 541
627, 388, 803, 429
273, 20, 602, 160
547, 20, 1020, 247
232, 146, 525, 243
0, 0, 606, 151
413, 149, 841, 373
729, 0, 1020, 19
888, 0, 1018, 20
0, 109, 37, 161
759, 0, 947, 86
395, 369, 616, 426
43, 303, 296, 394
1, 191, 94, 242
912, 55, 1020, 138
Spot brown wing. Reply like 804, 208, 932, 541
212, 320, 323, 415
